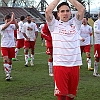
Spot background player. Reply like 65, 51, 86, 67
0, 12, 19, 80
80, 17, 94, 71
22, 15, 38, 67
39, 20, 46, 46
14, 16, 25, 61
93, 12, 100, 77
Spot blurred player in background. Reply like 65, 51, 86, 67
93, 12, 100, 77
14, 16, 25, 61
22, 15, 38, 67
80, 17, 93, 71
39, 20, 46, 46
41, 12, 58, 76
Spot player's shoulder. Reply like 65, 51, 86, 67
87, 24, 92, 28
94, 19, 100, 23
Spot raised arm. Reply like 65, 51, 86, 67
45, 0, 60, 22
68, 0, 85, 20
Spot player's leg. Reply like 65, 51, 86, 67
57, 95, 66, 100
15, 48, 19, 60
86, 52, 93, 71
84, 45, 93, 70
93, 57, 100, 77
30, 41, 35, 66
30, 48, 34, 66
54, 66, 70, 100
24, 48, 29, 67
24, 41, 30, 67
48, 55, 53, 76
93, 44, 100, 76
66, 96, 74, 100
1, 47, 14, 80
14, 39, 24, 61
67, 66, 79, 100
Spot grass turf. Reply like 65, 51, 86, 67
0, 34, 100, 100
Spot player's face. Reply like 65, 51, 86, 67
57, 5, 71, 22
5, 18, 11, 23
26, 16, 31, 23
82, 18, 87, 25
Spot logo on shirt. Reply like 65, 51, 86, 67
59, 28, 76, 37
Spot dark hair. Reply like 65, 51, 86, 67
4, 15, 11, 20
53, 11, 57, 19
57, 2, 70, 11
53, 11, 59, 20
84, 17, 88, 21
20, 16, 25, 21
26, 15, 31, 17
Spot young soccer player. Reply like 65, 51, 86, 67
45, 0, 85, 100
0, 12, 19, 81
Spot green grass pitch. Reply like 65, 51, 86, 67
0, 34, 100, 100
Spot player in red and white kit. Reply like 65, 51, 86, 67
80, 17, 94, 71
41, 23, 53, 76
39, 20, 45, 46
0, 12, 19, 81
93, 12, 100, 77
22, 15, 38, 67
14, 16, 25, 60
45, 0, 85, 100
41, 12, 58, 76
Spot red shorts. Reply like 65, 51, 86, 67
80, 45, 90, 53
24, 41, 35, 49
1, 47, 15, 59
54, 66, 79, 96
94, 44, 100, 58
46, 47, 53, 55
16, 39, 24, 49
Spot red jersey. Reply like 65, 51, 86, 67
42, 23, 52, 48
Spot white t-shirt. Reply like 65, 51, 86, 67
17, 21, 24, 39
80, 24, 92, 46
47, 16, 82, 67
94, 19, 100, 44
22, 22, 38, 41
0, 24, 16, 47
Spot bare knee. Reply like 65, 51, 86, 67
67, 94, 75, 99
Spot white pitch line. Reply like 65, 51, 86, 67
0, 52, 46, 58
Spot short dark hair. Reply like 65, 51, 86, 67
57, 2, 70, 11
4, 15, 11, 20
53, 11, 59, 20
20, 16, 25, 21
26, 15, 31, 17
83, 17, 88, 21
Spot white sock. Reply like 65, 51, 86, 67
25, 55, 28, 64
87, 58, 91, 68
30, 54, 34, 62
28, 52, 30, 58
94, 61, 98, 74
48, 62, 53, 74
15, 48, 19, 58
4, 63, 12, 75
